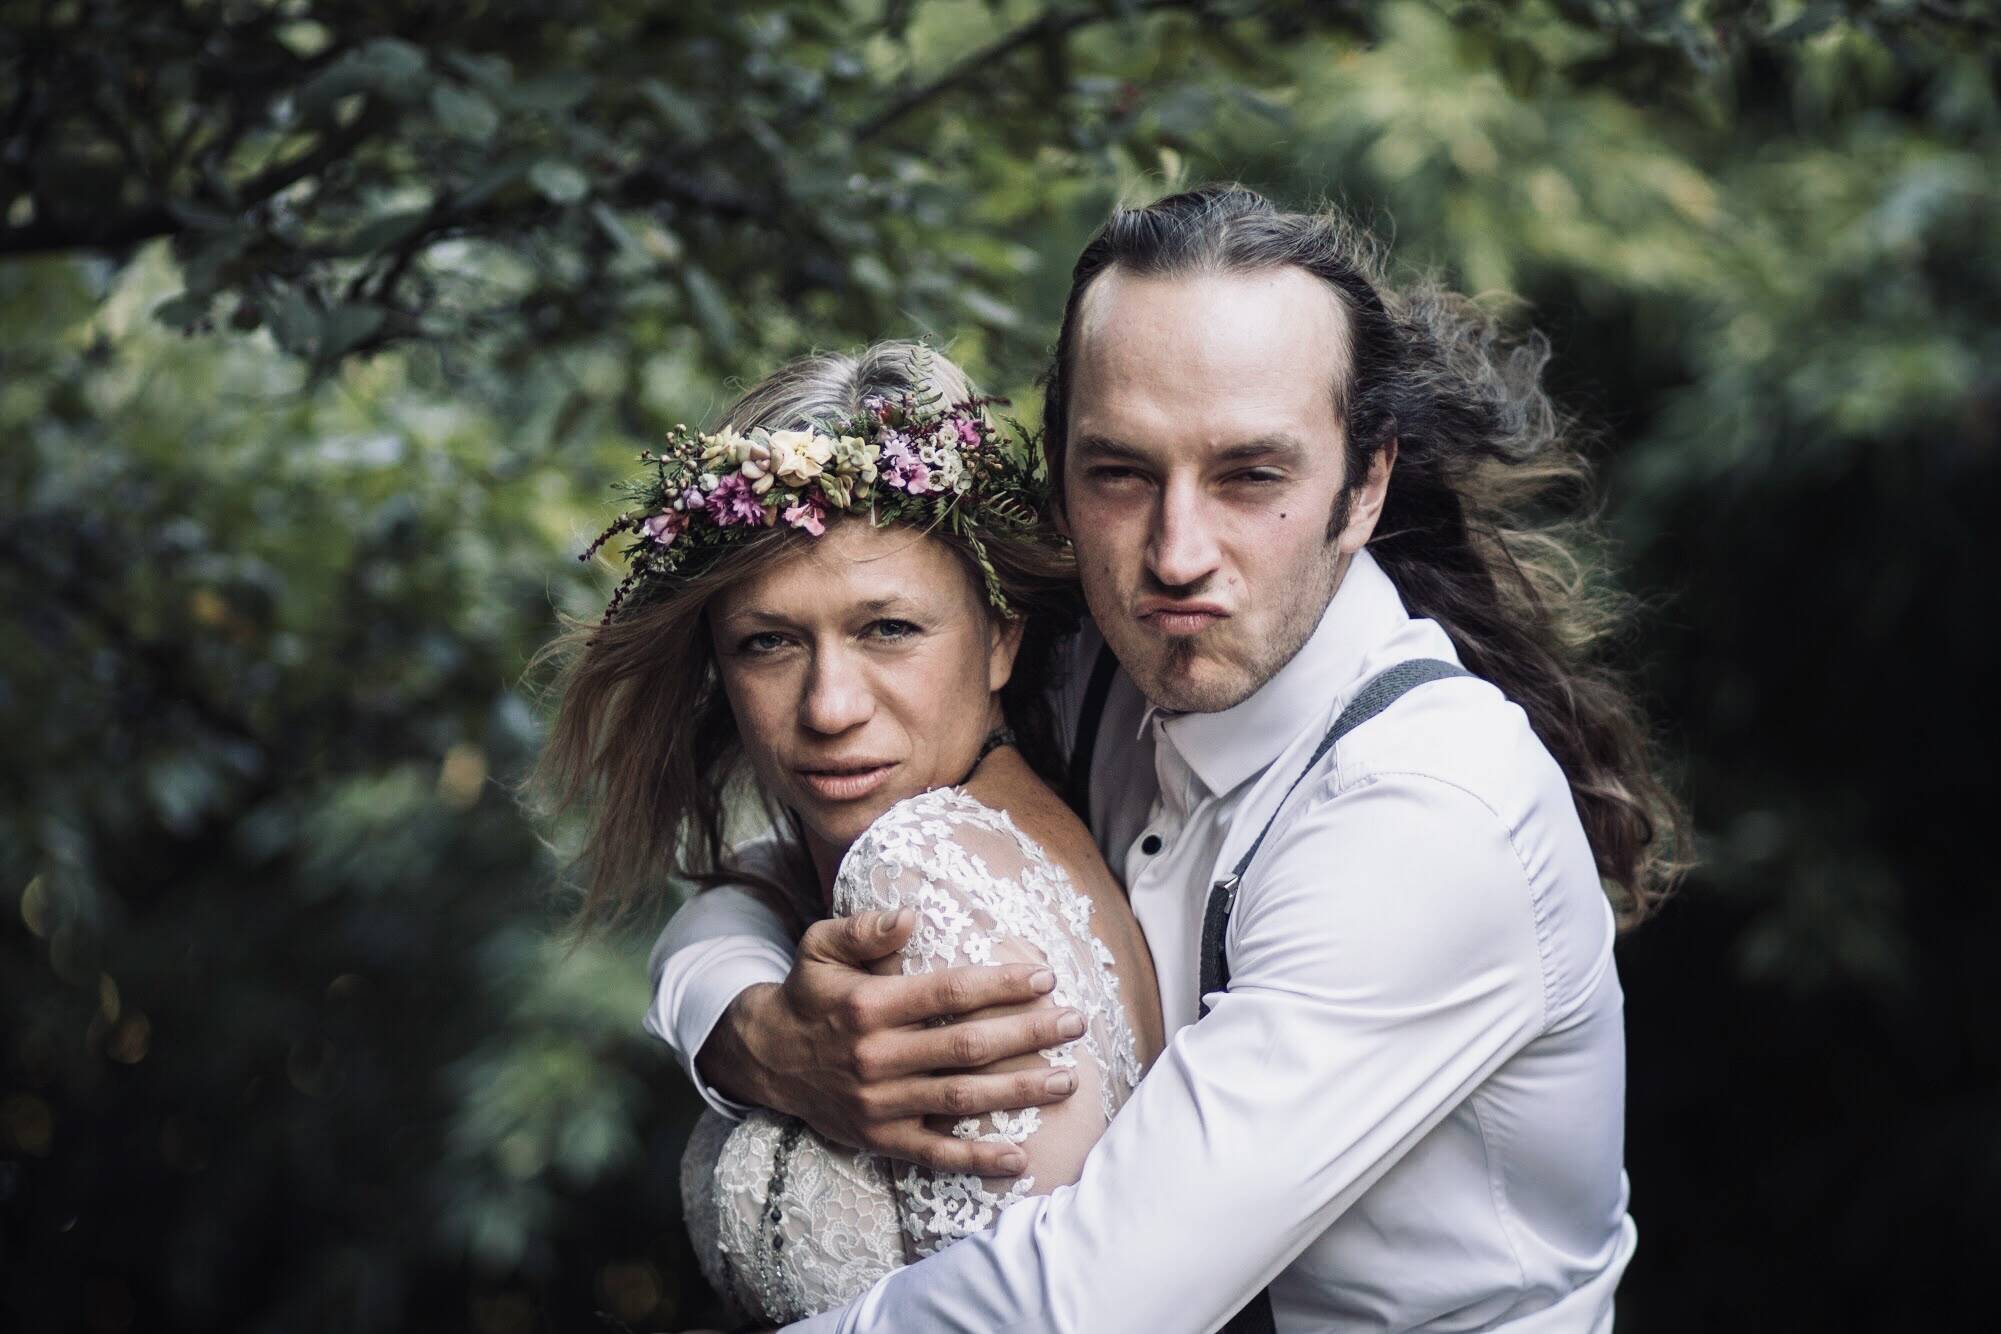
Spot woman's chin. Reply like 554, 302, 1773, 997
795, 787, 916, 860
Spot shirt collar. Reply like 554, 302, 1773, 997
1140, 548, 1412, 800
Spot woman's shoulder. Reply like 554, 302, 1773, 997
831, 787, 1076, 920
839, 785, 1031, 869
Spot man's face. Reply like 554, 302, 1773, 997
1062, 266, 1386, 714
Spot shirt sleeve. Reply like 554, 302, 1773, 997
644, 838, 800, 1121
783, 772, 1555, 1333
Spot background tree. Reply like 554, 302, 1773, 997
4, 1, 1996, 1330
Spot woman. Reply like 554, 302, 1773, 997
528, 342, 1165, 1327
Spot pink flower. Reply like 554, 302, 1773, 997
781, 494, 828, 536
705, 472, 769, 527
953, 416, 982, 448
641, 508, 687, 547
876, 429, 932, 493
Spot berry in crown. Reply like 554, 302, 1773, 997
580, 389, 1052, 628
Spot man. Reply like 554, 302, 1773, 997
650, 185, 1681, 1331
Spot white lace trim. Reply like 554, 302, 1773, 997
681, 786, 1146, 1317
832, 787, 1144, 1256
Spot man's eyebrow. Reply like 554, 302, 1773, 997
1070, 433, 1151, 463
1070, 432, 1311, 463
1213, 434, 1310, 463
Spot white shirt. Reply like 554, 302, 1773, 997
648, 550, 1637, 1332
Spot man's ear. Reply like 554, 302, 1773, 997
988, 614, 1028, 693
1335, 438, 1397, 555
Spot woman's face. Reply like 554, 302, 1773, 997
710, 521, 1024, 870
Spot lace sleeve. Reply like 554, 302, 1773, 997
830, 788, 1143, 1261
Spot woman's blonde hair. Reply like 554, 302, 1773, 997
522, 342, 1079, 932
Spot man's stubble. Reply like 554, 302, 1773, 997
1116, 536, 1349, 717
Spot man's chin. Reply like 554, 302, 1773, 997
1133, 647, 1260, 715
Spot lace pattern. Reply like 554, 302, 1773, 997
680, 786, 1145, 1321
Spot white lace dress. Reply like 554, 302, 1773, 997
679, 787, 1146, 1326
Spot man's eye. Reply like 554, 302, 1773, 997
1231, 469, 1285, 485
1088, 466, 1145, 484
868, 619, 921, 641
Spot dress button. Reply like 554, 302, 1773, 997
1140, 833, 1163, 855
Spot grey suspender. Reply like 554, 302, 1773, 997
1064, 640, 1122, 822
1198, 657, 1472, 1019
1066, 651, 1472, 1334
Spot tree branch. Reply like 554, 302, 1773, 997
851, 0, 1203, 143
0, 111, 383, 259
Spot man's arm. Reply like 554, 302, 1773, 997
784, 774, 1559, 1333
644, 874, 797, 1118
647, 845, 1088, 1173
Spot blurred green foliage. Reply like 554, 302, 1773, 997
3, 1, 1996, 1330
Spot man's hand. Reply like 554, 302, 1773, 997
694, 907, 1085, 1176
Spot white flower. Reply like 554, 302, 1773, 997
930, 446, 966, 492
767, 428, 833, 487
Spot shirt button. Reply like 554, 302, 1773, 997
1140, 833, 1163, 855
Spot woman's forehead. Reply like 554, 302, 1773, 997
718, 523, 971, 618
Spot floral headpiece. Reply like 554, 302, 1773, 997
580, 389, 1052, 627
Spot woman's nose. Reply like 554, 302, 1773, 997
799, 649, 875, 735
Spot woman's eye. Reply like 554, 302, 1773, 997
868, 619, 921, 642
737, 631, 790, 655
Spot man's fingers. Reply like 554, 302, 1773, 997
860, 1007, 1086, 1079
867, 961, 1059, 1029
872, 1124, 1032, 1178
800, 909, 914, 967
867, 1066, 1080, 1121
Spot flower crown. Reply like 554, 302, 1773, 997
581, 388, 1053, 627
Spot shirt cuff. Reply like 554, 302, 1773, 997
644, 936, 793, 1121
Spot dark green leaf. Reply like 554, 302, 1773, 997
152, 292, 209, 331
432, 86, 501, 142
320, 304, 387, 359
528, 161, 589, 205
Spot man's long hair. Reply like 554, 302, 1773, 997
1043, 184, 1686, 926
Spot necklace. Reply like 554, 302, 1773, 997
956, 725, 1016, 787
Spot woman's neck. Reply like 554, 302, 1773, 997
802, 702, 1012, 907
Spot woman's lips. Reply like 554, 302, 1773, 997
795, 762, 898, 803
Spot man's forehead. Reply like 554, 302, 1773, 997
1070, 265, 1351, 435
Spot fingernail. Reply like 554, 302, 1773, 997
1029, 969, 1056, 993
879, 909, 908, 933
998, 1152, 1026, 1174
1045, 1071, 1076, 1094
1057, 1011, 1085, 1039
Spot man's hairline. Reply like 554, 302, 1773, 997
1060, 258, 1363, 489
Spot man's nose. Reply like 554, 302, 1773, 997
1146, 476, 1223, 590
799, 648, 875, 736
